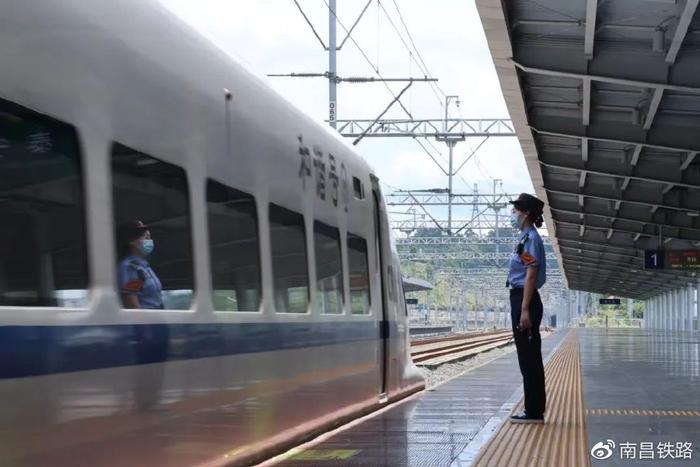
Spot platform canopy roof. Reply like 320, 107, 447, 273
402, 277, 434, 293
475, 0, 700, 299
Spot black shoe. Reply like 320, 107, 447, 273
509, 412, 544, 424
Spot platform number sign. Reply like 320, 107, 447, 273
644, 249, 664, 270
599, 298, 621, 305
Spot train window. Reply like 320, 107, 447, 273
352, 177, 365, 199
0, 99, 89, 306
314, 221, 344, 314
111, 143, 194, 310
348, 234, 371, 315
206, 179, 261, 312
269, 204, 309, 313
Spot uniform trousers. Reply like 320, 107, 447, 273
509, 287, 546, 417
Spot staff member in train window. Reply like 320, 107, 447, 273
506, 193, 547, 424
117, 220, 164, 309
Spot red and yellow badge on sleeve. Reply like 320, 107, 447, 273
122, 279, 144, 293
519, 251, 537, 266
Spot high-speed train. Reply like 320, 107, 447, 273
0, 1, 423, 465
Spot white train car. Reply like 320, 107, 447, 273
0, 1, 424, 465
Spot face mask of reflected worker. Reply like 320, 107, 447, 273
141, 238, 155, 256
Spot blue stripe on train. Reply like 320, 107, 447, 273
0, 320, 393, 379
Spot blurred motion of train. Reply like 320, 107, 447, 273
0, 1, 423, 465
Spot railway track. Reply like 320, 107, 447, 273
410, 330, 514, 369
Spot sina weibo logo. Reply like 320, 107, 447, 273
591, 440, 615, 460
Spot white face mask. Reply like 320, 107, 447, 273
140, 238, 154, 256
510, 212, 522, 230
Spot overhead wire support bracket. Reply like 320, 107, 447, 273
338, 0, 374, 50
266, 73, 437, 84
339, 77, 437, 83
266, 72, 329, 78
352, 80, 414, 145
292, 0, 327, 49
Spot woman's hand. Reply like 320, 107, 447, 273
519, 310, 532, 330
121, 294, 140, 309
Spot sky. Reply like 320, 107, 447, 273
159, 0, 534, 224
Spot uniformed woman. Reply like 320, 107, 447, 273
507, 193, 547, 424
117, 220, 164, 309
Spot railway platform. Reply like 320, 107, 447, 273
266, 328, 700, 466
266, 331, 567, 466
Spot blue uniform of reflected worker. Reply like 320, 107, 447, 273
117, 220, 164, 309
507, 193, 547, 424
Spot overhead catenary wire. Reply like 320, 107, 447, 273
376, 0, 380, 72
414, 138, 449, 175
380, 179, 402, 192
375, 0, 479, 180
474, 154, 494, 181
376, 0, 429, 77
409, 50, 413, 113
376, 0, 445, 110
294, 0, 464, 156
284, 3, 538, 299
388, 0, 448, 100
297, 2, 498, 197
422, 137, 446, 161
380, 0, 445, 108
381, 0, 494, 181
377, 0, 504, 218
321, 0, 414, 119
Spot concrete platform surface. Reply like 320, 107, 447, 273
582, 329, 700, 466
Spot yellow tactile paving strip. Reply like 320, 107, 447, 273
587, 409, 700, 417
473, 330, 590, 467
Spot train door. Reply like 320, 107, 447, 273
372, 184, 389, 401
